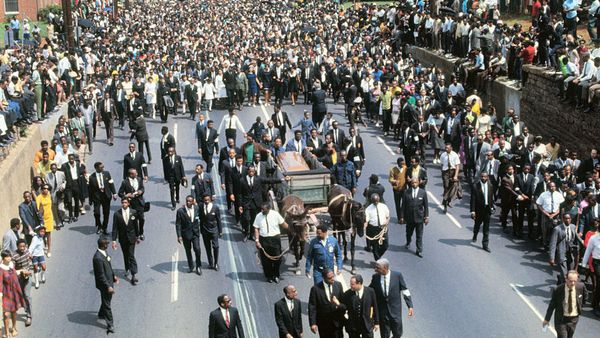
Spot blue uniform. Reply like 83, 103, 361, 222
331, 160, 357, 191
305, 235, 343, 284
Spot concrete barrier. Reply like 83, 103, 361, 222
0, 105, 66, 236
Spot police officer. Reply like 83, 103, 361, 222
305, 225, 343, 285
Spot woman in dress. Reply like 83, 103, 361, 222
287, 65, 300, 106
144, 76, 157, 118
202, 78, 217, 112
477, 108, 491, 136
0, 249, 26, 338
429, 110, 446, 163
259, 65, 273, 106
215, 69, 227, 103
246, 66, 260, 107
37, 184, 55, 257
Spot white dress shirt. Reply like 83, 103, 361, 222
365, 203, 390, 227
440, 151, 460, 171
253, 210, 285, 237
582, 233, 600, 266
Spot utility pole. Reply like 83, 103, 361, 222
61, 0, 75, 50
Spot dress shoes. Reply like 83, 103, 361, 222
213, 264, 219, 271
131, 276, 138, 285
273, 277, 280, 284
189, 267, 194, 273
25, 317, 32, 327
472, 235, 477, 243
416, 251, 423, 258
139, 235, 145, 241
106, 326, 115, 334
483, 247, 491, 253
404, 243, 411, 249
124, 271, 130, 280
196, 267, 202, 276
171, 206, 176, 211
96, 229, 102, 234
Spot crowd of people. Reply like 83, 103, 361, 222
0, 0, 600, 337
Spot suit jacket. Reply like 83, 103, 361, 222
18, 202, 41, 234
163, 155, 185, 182
111, 208, 140, 244
191, 173, 215, 201
60, 162, 85, 190
581, 204, 600, 234
347, 135, 366, 159
308, 281, 346, 328
224, 164, 246, 195
118, 177, 145, 210
500, 174, 517, 205
45, 170, 66, 200
311, 89, 327, 113
123, 152, 148, 179
369, 271, 414, 321
341, 286, 379, 333
176, 205, 200, 240
2, 229, 18, 252
549, 223, 578, 263
442, 117, 461, 143
249, 161, 270, 178
98, 98, 117, 121
327, 129, 346, 148
160, 133, 176, 159
470, 180, 494, 213
477, 158, 500, 180
515, 172, 536, 197
306, 137, 323, 155
218, 146, 240, 174
264, 127, 280, 140
400, 188, 429, 223
405, 166, 428, 188
274, 298, 302, 338
200, 203, 222, 235
89, 171, 117, 203
208, 306, 245, 338
271, 111, 292, 130
472, 141, 491, 170
239, 175, 279, 209
544, 282, 585, 323
93, 250, 115, 292
285, 138, 307, 153
199, 128, 219, 155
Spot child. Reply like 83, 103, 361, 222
28, 226, 47, 289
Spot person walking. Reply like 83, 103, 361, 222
111, 198, 141, 286
28, 226, 47, 289
198, 120, 219, 173
536, 181, 565, 251
208, 294, 245, 338
93, 237, 117, 334
308, 269, 346, 338
305, 225, 343, 285
61, 153, 85, 223
12, 239, 32, 327
549, 214, 578, 284
217, 108, 246, 143
543, 270, 585, 338
440, 143, 461, 212
400, 178, 429, 258
89, 162, 118, 235
254, 203, 288, 283
274, 285, 303, 338
388, 157, 407, 224
200, 194, 222, 271
162, 147, 186, 210
2, 219, 20, 253
0, 249, 26, 338
470, 172, 494, 252
369, 258, 414, 338
191, 164, 215, 202
176, 196, 202, 275
341, 274, 379, 338
118, 169, 147, 240
123, 143, 149, 181
364, 194, 391, 260
581, 227, 600, 316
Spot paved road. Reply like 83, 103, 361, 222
23, 98, 600, 338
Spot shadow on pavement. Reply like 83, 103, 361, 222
66, 311, 106, 329
68, 225, 97, 235
438, 238, 478, 248
225, 271, 266, 282
150, 261, 188, 274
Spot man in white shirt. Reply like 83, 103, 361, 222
440, 143, 461, 212
364, 194, 390, 260
536, 181, 565, 250
254, 203, 288, 283
217, 108, 246, 142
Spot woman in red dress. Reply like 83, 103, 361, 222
0, 250, 25, 337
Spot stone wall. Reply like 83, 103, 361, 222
520, 65, 599, 155
0, 105, 65, 235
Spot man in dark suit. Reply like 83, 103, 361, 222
470, 171, 494, 252
442, 110, 462, 152
160, 126, 176, 161
118, 169, 146, 240
369, 259, 414, 338
549, 214, 579, 284
274, 285, 303, 338
411, 114, 429, 158
61, 154, 85, 222
185, 77, 200, 119
306, 128, 323, 156
342, 274, 379, 338
89, 162, 117, 235
192, 164, 215, 202
400, 178, 429, 258
223, 155, 246, 223
163, 147, 186, 210
165, 72, 180, 114
111, 198, 140, 285
200, 194, 222, 270
398, 123, 417, 160
129, 112, 151, 163
176, 196, 202, 275
198, 120, 219, 173
308, 269, 346, 338
515, 164, 536, 238
311, 83, 327, 127
499, 165, 518, 235
218, 138, 240, 177
98, 92, 117, 146
462, 128, 477, 182
123, 143, 148, 181
18, 191, 41, 244
543, 270, 585, 338
271, 105, 292, 144
93, 237, 117, 334
577, 148, 598, 182
208, 294, 245, 338
327, 121, 346, 149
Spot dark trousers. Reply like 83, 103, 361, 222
318, 326, 343, 338
241, 206, 258, 235
135, 207, 146, 235
277, 127, 287, 144
380, 311, 403, 338
65, 187, 81, 218
18, 277, 32, 319
517, 201, 535, 237
500, 199, 518, 231
367, 225, 389, 259
382, 109, 392, 133
168, 179, 181, 207
93, 199, 111, 231
116, 103, 125, 127
442, 169, 459, 204
555, 315, 578, 338
182, 236, 202, 270
138, 140, 151, 162
236, 89, 245, 106
202, 233, 220, 267
104, 119, 114, 144
347, 327, 373, 338
188, 101, 197, 118
85, 124, 94, 151
393, 189, 404, 222
120, 240, 138, 275
226, 89, 236, 107
259, 236, 282, 279
98, 289, 113, 327
225, 128, 237, 142
473, 209, 491, 248
406, 222, 424, 253
202, 153, 214, 173
592, 259, 600, 309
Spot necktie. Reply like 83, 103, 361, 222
250, 177, 254, 188
206, 129, 210, 141
265, 215, 270, 234
171, 156, 175, 167
568, 288, 574, 314
124, 209, 129, 221
420, 122, 423, 132
205, 205, 209, 216
376, 205, 381, 227
524, 173, 528, 182
53, 173, 57, 190
99, 173, 104, 189
328, 284, 333, 301
189, 208, 194, 220
230, 159, 234, 167
228, 117, 232, 129
289, 300, 294, 312
566, 225, 571, 243
131, 152, 135, 158
269, 128, 273, 138
297, 141, 301, 152
105, 100, 109, 112
334, 130, 338, 143
487, 162, 491, 176
225, 310, 230, 328
550, 193, 554, 213
483, 182, 488, 206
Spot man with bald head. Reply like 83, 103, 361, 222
364, 193, 390, 260
274, 285, 303, 338
400, 178, 429, 258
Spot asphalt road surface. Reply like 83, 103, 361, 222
23, 98, 600, 338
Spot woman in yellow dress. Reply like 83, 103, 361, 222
36, 184, 54, 257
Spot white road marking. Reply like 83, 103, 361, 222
259, 103, 270, 121
375, 136, 396, 155
509, 283, 557, 337
213, 159, 260, 337
426, 191, 462, 228
173, 122, 178, 143
170, 249, 179, 303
